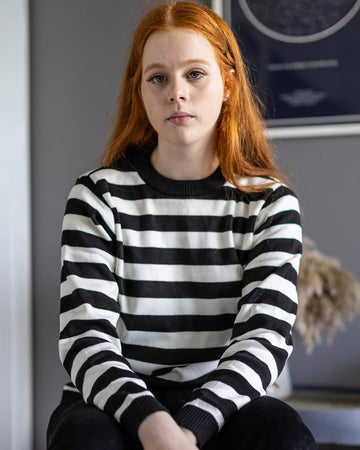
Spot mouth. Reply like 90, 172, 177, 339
167, 112, 194, 125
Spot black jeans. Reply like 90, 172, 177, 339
47, 389, 318, 449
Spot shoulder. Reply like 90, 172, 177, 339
226, 176, 299, 209
73, 156, 145, 193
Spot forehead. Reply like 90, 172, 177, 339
142, 28, 218, 68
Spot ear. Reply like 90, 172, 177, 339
223, 69, 235, 101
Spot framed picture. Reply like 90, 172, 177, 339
218, 0, 360, 138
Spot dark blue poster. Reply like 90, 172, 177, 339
225, 0, 360, 131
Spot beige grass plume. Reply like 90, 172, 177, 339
296, 237, 360, 353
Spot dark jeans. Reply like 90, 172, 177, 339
47, 389, 318, 449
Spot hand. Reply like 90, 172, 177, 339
180, 427, 198, 446
138, 411, 198, 449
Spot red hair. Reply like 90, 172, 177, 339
102, 1, 285, 191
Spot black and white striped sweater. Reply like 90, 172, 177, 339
59, 150, 302, 447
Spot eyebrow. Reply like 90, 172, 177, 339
143, 58, 211, 74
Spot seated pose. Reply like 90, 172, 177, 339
47, 1, 317, 449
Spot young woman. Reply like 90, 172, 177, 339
47, 1, 317, 449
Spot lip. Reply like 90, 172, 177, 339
167, 111, 194, 125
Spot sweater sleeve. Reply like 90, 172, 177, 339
174, 184, 302, 448
59, 174, 167, 438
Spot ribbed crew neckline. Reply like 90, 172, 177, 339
130, 151, 226, 197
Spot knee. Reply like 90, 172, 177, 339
48, 401, 129, 450
236, 396, 318, 449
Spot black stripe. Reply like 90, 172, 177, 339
123, 246, 247, 266
63, 336, 107, 374
62, 229, 115, 254
62, 261, 116, 282
242, 262, 298, 287
120, 279, 242, 299
220, 349, 272, 389
197, 388, 238, 419
205, 368, 261, 397
262, 185, 296, 208
239, 288, 298, 315
121, 313, 236, 332
60, 319, 119, 340
103, 382, 148, 416
119, 213, 255, 233
255, 210, 301, 235
245, 238, 302, 263
122, 343, 225, 365
251, 337, 290, 372
65, 196, 116, 241
87, 367, 142, 404
75, 350, 128, 392
232, 314, 292, 343
60, 289, 120, 314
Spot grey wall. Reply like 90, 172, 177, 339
274, 136, 360, 389
31, 1, 360, 449
31, 1, 149, 448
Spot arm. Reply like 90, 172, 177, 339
59, 173, 167, 439
174, 185, 302, 447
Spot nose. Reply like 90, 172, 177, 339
167, 76, 187, 103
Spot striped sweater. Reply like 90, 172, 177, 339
59, 150, 302, 447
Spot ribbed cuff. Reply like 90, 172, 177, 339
174, 405, 219, 449
120, 394, 169, 441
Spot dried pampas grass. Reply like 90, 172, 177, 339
295, 237, 360, 353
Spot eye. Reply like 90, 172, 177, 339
146, 74, 166, 85
188, 70, 205, 80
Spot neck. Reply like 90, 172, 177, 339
151, 143, 219, 181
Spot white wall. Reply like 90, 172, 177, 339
0, 1, 32, 449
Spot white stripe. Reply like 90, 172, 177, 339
120, 329, 232, 350
122, 262, 242, 283
63, 385, 79, 393
185, 398, 224, 430
111, 197, 246, 218
119, 295, 238, 316
220, 338, 279, 384
201, 380, 247, 407
225, 177, 280, 189
62, 214, 113, 240
61, 275, 119, 299
242, 274, 298, 303
122, 228, 240, 249
59, 303, 119, 333
61, 245, 115, 270
82, 361, 143, 400
157, 360, 219, 383
254, 223, 302, 242
89, 168, 145, 187
59, 330, 121, 364
236, 303, 296, 327
256, 194, 300, 230
230, 327, 293, 354
70, 341, 120, 382
126, 358, 169, 376
67, 184, 115, 227
245, 249, 301, 271
114, 391, 154, 422
216, 360, 265, 394
94, 378, 148, 410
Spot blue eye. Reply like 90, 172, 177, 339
147, 74, 166, 84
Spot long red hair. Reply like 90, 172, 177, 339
102, 1, 284, 191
